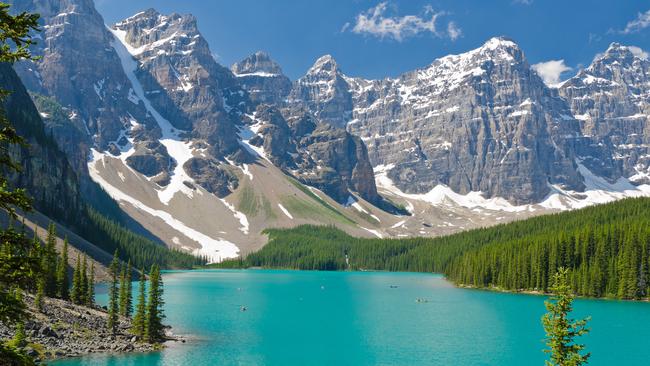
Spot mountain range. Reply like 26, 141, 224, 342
6, 0, 650, 262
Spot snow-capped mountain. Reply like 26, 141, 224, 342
110, 8, 249, 196
559, 43, 650, 185
9, 0, 161, 182
9, 1, 394, 261
8, 0, 650, 261
294, 38, 587, 205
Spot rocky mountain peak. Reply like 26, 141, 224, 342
231, 51, 285, 76
481, 36, 519, 50
232, 51, 292, 105
288, 54, 352, 127
307, 54, 340, 76
591, 43, 640, 68
578, 43, 649, 82
559, 42, 650, 184
470, 36, 525, 64
113, 9, 201, 54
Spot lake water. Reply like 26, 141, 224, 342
53, 270, 650, 366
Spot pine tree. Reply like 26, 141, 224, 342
542, 268, 590, 366
119, 263, 127, 316
119, 260, 133, 317
43, 222, 58, 297
144, 264, 165, 343
86, 261, 95, 307
107, 250, 120, 335
70, 253, 82, 304
80, 255, 88, 304
55, 237, 69, 299
131, 268, 146, 338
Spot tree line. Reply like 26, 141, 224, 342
81, 208, 207, 270
219, 197, 650, 300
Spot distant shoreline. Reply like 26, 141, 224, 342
197, 266, 650, 302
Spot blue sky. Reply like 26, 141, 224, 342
96, 0, 650, 82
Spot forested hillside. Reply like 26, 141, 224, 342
220, 198, 650, 299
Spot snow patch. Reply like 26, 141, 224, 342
220, 198, 249, 235
360, 227, 384, 238
391, 220, 406, 229
88, 150, 239, 263
109, 26, 197, 205
376, 158, 650, 213
241, 164, 254, 181
278, 204, 293, 219
538, 161, 650, 210
234, 71, 280, 78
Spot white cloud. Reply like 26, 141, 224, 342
348, 2, 460, 42
512, 0, 533, 5
621, 9, 650, 34
628, 45, 649, 60
447, 21, 462, 41
532, 60, 572, 87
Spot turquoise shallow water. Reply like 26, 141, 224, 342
52, 269, 650, 366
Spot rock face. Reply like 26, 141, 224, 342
299, 123, 379, 204
11, 0, 162, 161
112, 9, 245, 156
248, 105, 379, 204
111, 9, 250, 195
288, 55, 354, 128
30, 94, 92, 175
291, 38, 585, 204
559, 43, 650, 184
0, 62, 84, 224
232, 51, 292, 105
183, 157, 238, 197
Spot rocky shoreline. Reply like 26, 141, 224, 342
0, 294, 182, 362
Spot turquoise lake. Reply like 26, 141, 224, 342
53, 269, 650, 366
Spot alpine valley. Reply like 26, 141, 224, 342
5, 0, 650, 265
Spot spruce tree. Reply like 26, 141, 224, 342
43, 222, 58, 297
80, 255, 88, 304
131, 268, 146, 338
119, 263, 127, 316
144, 264, 165, 343
86, 261, 95, 307
55, 237, 69, 300
119, 260, 133, 317
70, 253, 81, 304
107, 250, 120, 335
542, 268, 590, 366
